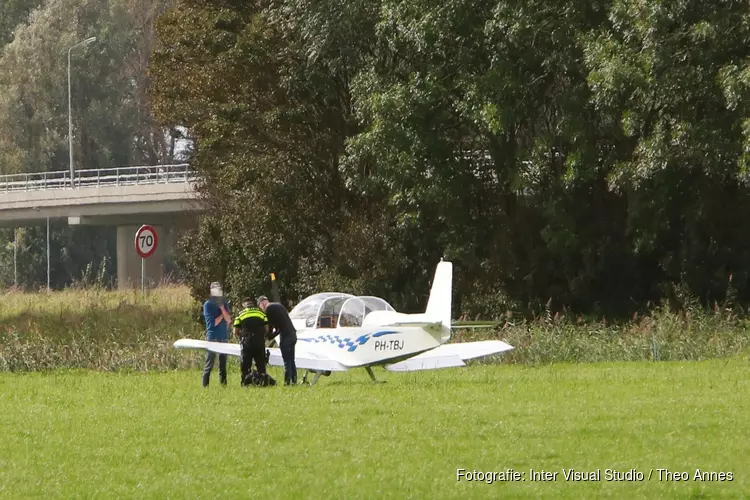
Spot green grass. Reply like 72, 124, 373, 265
1, 360, 748, 499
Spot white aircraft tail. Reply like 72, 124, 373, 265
425, 259, 452, 328
361, 259, 453, 340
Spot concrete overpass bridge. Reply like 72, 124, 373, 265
0, 164, 205, 288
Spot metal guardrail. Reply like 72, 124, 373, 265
0, 163, 198, 192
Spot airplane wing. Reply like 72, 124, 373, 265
173, 338, 242, 356
172, 339, 348, 373
385, 354, 467, 371
384, 340, 514, 372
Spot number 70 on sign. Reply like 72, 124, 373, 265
135, 225, 158, 258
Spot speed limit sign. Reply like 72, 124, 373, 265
134, 225, 158, 258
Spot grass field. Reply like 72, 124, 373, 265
1, 286, 748, 498
1, 360, 748, 499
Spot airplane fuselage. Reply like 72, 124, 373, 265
275, 325, 446, 368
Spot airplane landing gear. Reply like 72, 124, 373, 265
302, 369, 331, 386
365, 366, 386, 384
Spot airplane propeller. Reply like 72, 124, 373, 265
270, 272, 281, 303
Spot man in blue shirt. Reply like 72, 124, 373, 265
202, 281, 232, 387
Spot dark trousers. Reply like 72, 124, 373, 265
280, 336, 297, 385
240, 336, 266, 386
203, 349, 227, 387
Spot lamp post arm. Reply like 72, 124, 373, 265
67, 37, 96, 189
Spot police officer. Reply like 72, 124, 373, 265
257, 295, 297, 385
233, 297, 269, 386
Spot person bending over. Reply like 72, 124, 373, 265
257, 295, 297, 385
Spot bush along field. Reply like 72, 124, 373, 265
0, 286, 204, 371
0, 286, 749, 371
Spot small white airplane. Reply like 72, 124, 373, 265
173, 260, 514, 385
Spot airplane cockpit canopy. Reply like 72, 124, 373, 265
339, 296, 397, 328
289, 292, 396, 328
289, 293, 352, 328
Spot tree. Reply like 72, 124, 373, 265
0, 0, 179, 175
0, 0, 43, 47
151, 0, 750, 317
150, 0, 383, 304
0, 0, 180, 290
584, 0, 750, 305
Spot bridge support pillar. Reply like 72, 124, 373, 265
116, 225, 168, 290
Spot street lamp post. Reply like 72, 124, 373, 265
46, 217, 50, 291
13, 228, 17, 288
68, 36, 96, 188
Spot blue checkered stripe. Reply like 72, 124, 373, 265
299, 330, 399, 352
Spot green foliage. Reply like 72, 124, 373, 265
344, 0, 632, 313
0, 226, 116, 290
0, 0, 181, 291
2, 0, 750, 314
1, 286, 748, 372
582, 0, 750, 306
0, 285, 202, 371
152, 0, 750, 316
0, 0, 179, 174
0, 0, 42, 46
150, 0, 391, 305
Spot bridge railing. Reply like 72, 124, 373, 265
0, 163, 198, 192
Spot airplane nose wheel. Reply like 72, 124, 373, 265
302, 370, 331, 386
302, 370, 316, 386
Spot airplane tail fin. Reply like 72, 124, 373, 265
425, 259, 453, 329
